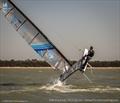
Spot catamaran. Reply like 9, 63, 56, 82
0, 0, 93, 82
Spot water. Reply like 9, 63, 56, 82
0, 67, 120, 103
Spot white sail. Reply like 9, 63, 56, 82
0, 0, 72, 71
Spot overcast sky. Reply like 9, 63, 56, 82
0, 0, 120, 61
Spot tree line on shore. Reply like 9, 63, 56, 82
0, 59, 120, 67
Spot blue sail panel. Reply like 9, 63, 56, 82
31, 43, 54, 51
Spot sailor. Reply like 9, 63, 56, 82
87, 46, 94, 59
81, 46, 95, 72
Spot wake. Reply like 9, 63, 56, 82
39, 79, 120, 93
0, 79, 120, 94
40, 79, 74, 93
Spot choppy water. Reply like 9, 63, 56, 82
0, 67, 120, 103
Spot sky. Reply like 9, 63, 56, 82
0, 0, 120, 61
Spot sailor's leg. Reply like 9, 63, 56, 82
80, 56, 89, 71
81, 57, 91, 71
82, 57, 89, 67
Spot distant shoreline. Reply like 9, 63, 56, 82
0, 67, 51, 70
0, 67, 120, 70
0, 60, 120, 67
